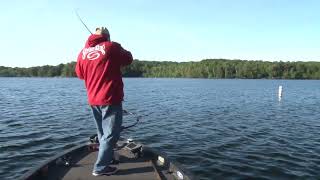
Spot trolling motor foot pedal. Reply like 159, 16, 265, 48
125, 141, 142, 158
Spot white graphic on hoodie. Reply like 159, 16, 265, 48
82, 45, 106, 60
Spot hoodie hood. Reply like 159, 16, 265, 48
86, 34, 109, 47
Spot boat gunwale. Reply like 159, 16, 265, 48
142, 146, 196, 180
19, 142, 90, 180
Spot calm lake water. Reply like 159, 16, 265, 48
0, 78, 320, 180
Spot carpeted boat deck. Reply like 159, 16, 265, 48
47, 147, 173, 180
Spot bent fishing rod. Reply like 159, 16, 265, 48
74, 9, 92, 34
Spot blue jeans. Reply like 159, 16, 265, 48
90, 104, 123, 172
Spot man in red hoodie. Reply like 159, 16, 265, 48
75, 27, 133, 176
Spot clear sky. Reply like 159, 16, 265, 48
0, 0, 319, 67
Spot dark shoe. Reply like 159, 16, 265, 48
92, 166, 118, 176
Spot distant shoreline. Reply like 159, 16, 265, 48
1, 59, 320, 79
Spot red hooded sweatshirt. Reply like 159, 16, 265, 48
75, 34, 133, 105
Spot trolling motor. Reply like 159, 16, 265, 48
124, 138, 143, 158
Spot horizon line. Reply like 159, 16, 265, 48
2, 58, 320, 68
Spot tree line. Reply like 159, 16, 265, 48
0, 62, 76, 77
1, 59, 320, 79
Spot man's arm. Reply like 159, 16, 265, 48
112, 42, 133, 67
119, 48, 133, 66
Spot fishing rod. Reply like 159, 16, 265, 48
74, 9, 92, 34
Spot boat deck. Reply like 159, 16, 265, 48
46, 145, 174, 180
